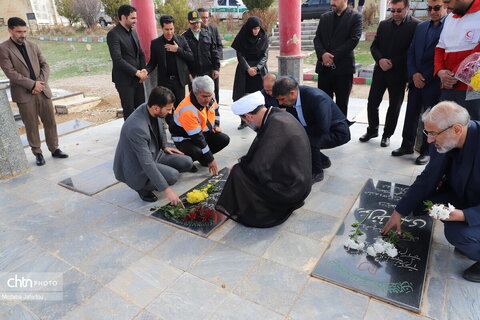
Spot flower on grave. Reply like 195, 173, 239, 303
471, 70, 480, 91
186, 189, 209, 204
366, 239, 398, 258
424, 200, 455, 220
344, 238, 365, 251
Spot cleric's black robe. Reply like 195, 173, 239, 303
216, 107, 312, 228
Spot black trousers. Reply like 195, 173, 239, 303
174, 132, 230, 166
400, 81, 441, 155
317, 72, 353, 117
159, 77, 185, 108
367, 68, 407, 138
115, 82, 145, 120
309, 121, 351, 174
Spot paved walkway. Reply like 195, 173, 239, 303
0, 94, 478, 320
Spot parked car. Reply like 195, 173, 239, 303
301, 0, 331, 21
210, 0, 249, 20
98, 10, 112, 27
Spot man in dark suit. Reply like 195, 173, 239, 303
113, 86, 193, 203
314, 0, 362, 119
391, 0, 447, 165
0, 17, 68, 166
359, 0, 420, 147
199, 7, 223, 103
183, 10, 220, 94
107, 4, 147, 120
146, 15, 193, 108
273, 77, 351, 183
382, 101, 480, 282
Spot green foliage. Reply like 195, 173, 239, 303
243, 0, 274, 10
156, 0, 192, 34
158, 203, 194, 220
101, 0, 130, 23
385, 230, 418, 247
55, 0, 80, 25
423, 200, 434, 211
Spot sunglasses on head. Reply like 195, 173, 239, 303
427, 5, 442, 11
390, 8, 405, 13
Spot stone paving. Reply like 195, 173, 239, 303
1, 94, 479, 320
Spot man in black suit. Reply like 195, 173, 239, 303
273, 77, 351, 183
199, 7, 223, 103
146, 15, 193, 108
183, 10, 220, 95
314, 0, 362, 119
359, 0, 420, 147
107, 4, 147, 120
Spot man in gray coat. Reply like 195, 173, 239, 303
113, 86, 193, 203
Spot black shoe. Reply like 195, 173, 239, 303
312, 171, 324, 184
189, 164, 198, 173
321, 156, 331, 169
237, 122, 247, 130
51, 149, 69, 158
454, 247, 467, 257
391, 147, 414, 157
137, 190, 158, 202
415, 154, 430, 165
35, 153, 45, 166
463, 262, 480, 282
359, 131, 378, 142
380, 137, 390, 147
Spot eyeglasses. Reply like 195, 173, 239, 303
427, 5, 442, 11
423, 125, 453, 138
390, 8, 405, 13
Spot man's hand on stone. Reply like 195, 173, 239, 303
164, 187, 184, 207
438, 69, 457, 89
322, 52, 334, 66
379, 58, 392, 71
212, 70, 219, 79
164, 41, 178, 52
208, 160, 218, 175
444, 209, 466, 222
381, 210, 403, 235
163, 147, 184, 155
412, 73, 425, 89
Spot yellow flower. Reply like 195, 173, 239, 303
186, 189, 208, 204
471, 71, 480, 91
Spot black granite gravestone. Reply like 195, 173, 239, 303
58, 160, 118, 195
312, 179, 433, 312
151, 168, 229, 237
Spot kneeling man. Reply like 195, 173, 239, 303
382, 101, 480, 282
272, 76, 351, 183
216, 91, 312, 228
113, 86, 193, 204
170, 75, 230, 175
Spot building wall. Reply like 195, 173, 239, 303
0, 0, 61, 26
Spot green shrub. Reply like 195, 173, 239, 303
243, 0, 275, 10
156, 0, 192, 34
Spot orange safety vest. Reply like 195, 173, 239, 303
173, 93, 218, 135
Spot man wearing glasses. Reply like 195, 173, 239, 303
383, 101, 480, 282
391, 0, 447, 165
359, 0, 420, 147
435, 0, 480, 120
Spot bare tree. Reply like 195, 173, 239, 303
73, 0, 102, 28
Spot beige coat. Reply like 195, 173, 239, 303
0, 38, 52, 103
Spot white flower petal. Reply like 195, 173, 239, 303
386, 247, 398, 257
367, 246, 377, 256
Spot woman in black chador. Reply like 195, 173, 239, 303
232, 16, 269, 129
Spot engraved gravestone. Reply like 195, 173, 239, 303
151, 167, 229, 237
0, 84, 28, 178
312, 179, 433, 312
